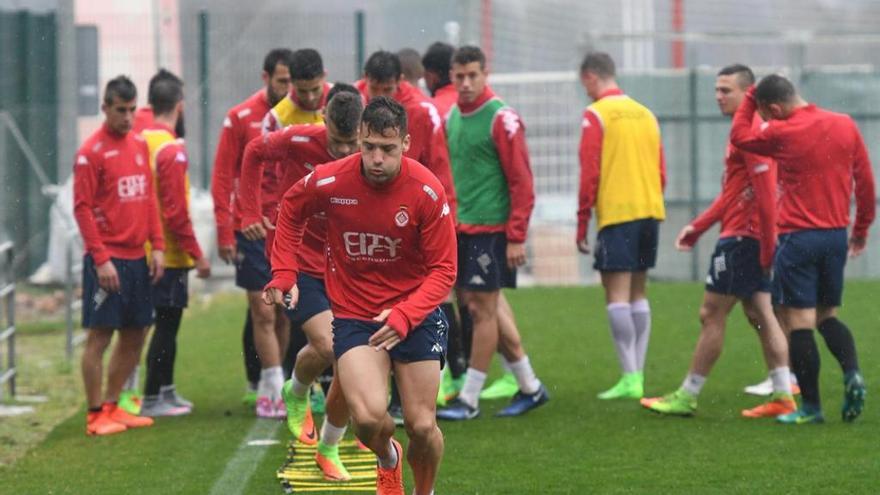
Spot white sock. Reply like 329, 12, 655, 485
681, 372, 707, 396
259, 366, 284, 397
607, 302, 639, 373
291, 372, 310, 397
500, 355, 513, 374
769, 366, 792, 395
125, 366, 140, 391
458, 368, 487, 408
631, 298, 652, 371
320, 419, 347, 447
377, 438, 398, 469
509, 356, 541, 395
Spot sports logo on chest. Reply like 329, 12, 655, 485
117, 174, 148, 201
394, 205, 410, 227
342, 232, 402, 262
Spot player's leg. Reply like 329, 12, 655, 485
142, 306, 189, 416
396, 359, 443, 495
283, 311, 332, 443
492, 293, 548, 417
315, 371, 353, 481
242, 310, 260, 404
630, 218, 659, 384
480, 292, 521, 401
249, 290, 284, 416
103, 327, 154, 428
598, 270, 642, 399
776, 306, 824, 424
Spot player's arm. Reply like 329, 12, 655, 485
729, 86, 777, 155
492, 108, 534, 268
745, 154, 778, 269
239, 129, 292, 240
263, 95, 294, 133
144, 150, 166, 284
850, 128, 877, 257
576, 109, 602, 253
156, 145, 208, 276
419, 102, 458, 216
678, 194, 726, 251
210, 112, 242, 262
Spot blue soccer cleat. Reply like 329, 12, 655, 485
436, 398, 480, 421
842, 371, 866, 423
496, 384, 550, 417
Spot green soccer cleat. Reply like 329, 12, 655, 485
437, 368, 452, 406
242, 383, 257, 406
646, 389, 697, 416
777, 407, 825, 425
118, 389, 142, 415
480, 372, 519, 400
842, 371, 866, 423
282, 380, 317, 444
597, 372, 644, 400
315, 442, 352, 481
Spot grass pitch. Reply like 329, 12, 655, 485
3, 282, 878, 494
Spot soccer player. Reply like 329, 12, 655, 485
139, 71, 211, 417
262, 48, 330, 132
641, 64, 795, 417
422, 42, 457, 117
730, 74, 876, 424
239, 85, 362, 480
397, 48, 425, 89
74, 76, 163, 435
436, 45, 549, 421
576, 52, 665, 400
264, 96, 456, 495
211, 48, 294, 416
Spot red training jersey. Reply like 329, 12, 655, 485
730, 87, 876, 238
267, 153, 457, 338
240, 125, 332, 278
687, 116, 777, 268
73, 123, 164, 265
432, 84, 458, 119
210, 89, 279, 248
132, 107, 154, 133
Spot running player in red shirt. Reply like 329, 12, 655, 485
240, 85, 362, 481
641, 64, 794, 418
265, 97, 456, 495
210, 49, 294, 414
74, 76, 164, 436
730, 74, 876, 424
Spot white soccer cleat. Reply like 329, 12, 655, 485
744, 377, 773, 396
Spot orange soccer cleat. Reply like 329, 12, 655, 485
86, 405, 127, 436
106, 402, 155, 428
376, 438, 404, 495
741, 394, 797, 418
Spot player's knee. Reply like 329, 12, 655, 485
403, 414, 437, 442
698, 304, 724, 328
250, 305, 275, 327
348, 402, 386, 432
465, 297, 496, 323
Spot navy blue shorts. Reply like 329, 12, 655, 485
705, 237, 770, 299
234, 231, 271, 291
594, 218, 659, 272
456, 233, 516, 291
332, 308, 448, 366
773, 228, 847, 308
82, 255, 154, 329
152, 268, 190, 308
284, 272, 331, 326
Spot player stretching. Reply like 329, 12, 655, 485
437, 45, 549, 421
74, 76, 163, 435
576, 52, 665, 400
265, 97, 456, 495
642, 64, 794, 417
211, 49, 294, 415
731, 74, 876, 424
240, 86, 362, 480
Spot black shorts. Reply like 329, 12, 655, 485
705, 237, 770, 299
332, 308, 448, 366
152, 268, 190, 309
234, 231, 271, 291
82, 255, 154, 329
284, 272, 331, 326
773, 228, 847, 308
456, 232, 516, 291
594, 218, 659, 272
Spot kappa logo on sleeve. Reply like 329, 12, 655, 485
441, 203, 450, 217
499, 109, 521, 139
175, 151, 187, 163
76, 155, 89, 166
223, 116, 232, 128
420, 102, 443, 133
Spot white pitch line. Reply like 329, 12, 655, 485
208, 419, 282, 495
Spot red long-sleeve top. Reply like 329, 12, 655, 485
210, 89, 279, 248
686, 116, 777, 268
73, 124, 165, 265
432, 84, 458, 119
730, 87, 876, 239
132, 107, 154, 133
266, 153, 457, 338
240, 125, 332, 278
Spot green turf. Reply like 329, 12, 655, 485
3, 283, 879, 494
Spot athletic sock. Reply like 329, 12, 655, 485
789, 329, 821, 410
500, 355, 513, 374
319, 419, 347, 450
769, 366, 792, 395
817, 317, 860, 375
607, 302, 638, 374
290, 372, 310, 397
440, 302, 467, 378
458, 368, 486, 408
259, 366, 284, 397
508, 356, 541, 394
631, 298, 652, 371
243, 310, 261, 386
377, 438, 399, 469
145, 306, 183, 396
681, 372, 706, 396
125, 366, 140, 391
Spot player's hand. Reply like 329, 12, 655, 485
242, 220, 267, 241
262, 215, 275, 231
96, 260, 120, 292
150, 250, 165, 284
848, 236, 867, 258
195, 256, 211, 278
218, 244, 237, 264
368, 309, 401, 351
675, 225, 697, 251
263, 284, 298, 309
576, 238, 590, 255
506, 242, 526, 269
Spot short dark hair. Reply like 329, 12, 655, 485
148, 69, 182, 102
290, 48, 324, 81
364, 51, 401, 83
397, 48, 423, 81
326, 91, 363, 136
263, 48, 295, 76
755, 74, 796, 105
326, 82, 360, 102
717, 63, 755, 88
579, 52, 616, 78
150, 78, 184, 115
452, 45, 486, 69
422, 42, 454, 86
361, 96, 407, 137
104, 75, 137, 104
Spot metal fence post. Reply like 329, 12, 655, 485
65, 235, 74, 361
198, 10, 210, 190
0, 242, 16, 401
688, 67, 700, 282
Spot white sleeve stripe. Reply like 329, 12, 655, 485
586, 108, 604, 131
753, 163, 770, 174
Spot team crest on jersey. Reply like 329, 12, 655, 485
394, 207, 410, 227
